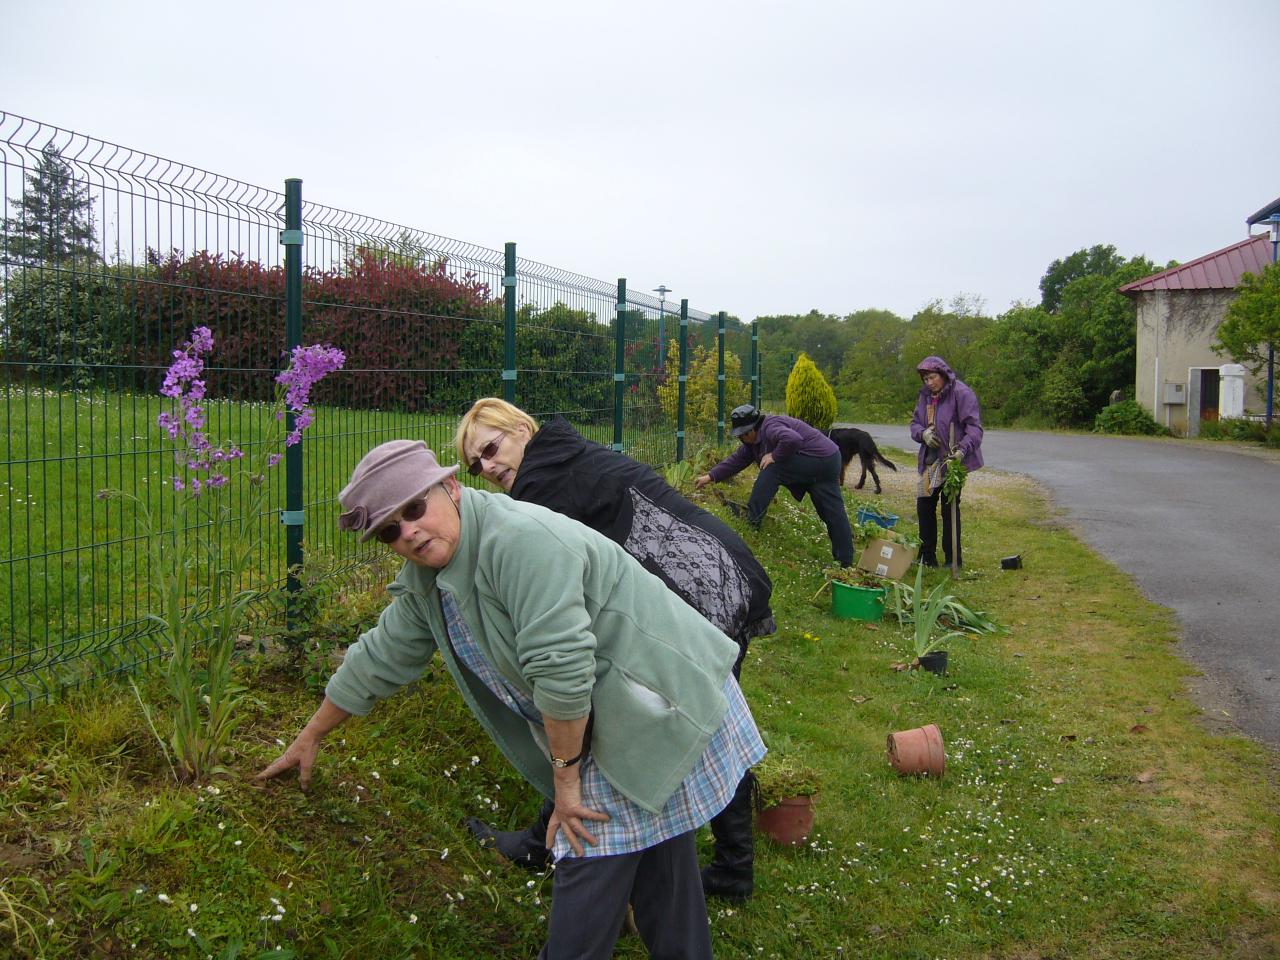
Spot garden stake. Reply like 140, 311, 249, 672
949, 422, 959, 577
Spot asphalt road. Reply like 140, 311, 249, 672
855, 424, 1280, 749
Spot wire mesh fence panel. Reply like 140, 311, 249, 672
0, 112, 292, 711
617, 287, 674, 468
0, 110, 744, 715
296, 207, 507, 592
510, 256, 617, 442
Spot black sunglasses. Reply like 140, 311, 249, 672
375, 496, 429, 544
467, 435, 502, 476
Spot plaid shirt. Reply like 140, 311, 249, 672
441, 589, 765, 860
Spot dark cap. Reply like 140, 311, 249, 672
729, 404, 765, 438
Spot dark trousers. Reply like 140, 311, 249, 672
540, 830, 711, 960
917, 486, 962, 567
746, 450, 854, 566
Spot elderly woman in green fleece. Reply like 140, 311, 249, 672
256, 440, 764, 960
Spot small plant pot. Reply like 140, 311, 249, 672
887, 723, 946, 778
917, 650, 948, 675
831, 581, 886, 622
1000, 554, 1022, 570
756, 795, 816, 846
855, 507, 899, 529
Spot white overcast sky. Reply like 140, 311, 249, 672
3, 0, 1278, 320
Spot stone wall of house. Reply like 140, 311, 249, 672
1134, 288, 1266, 435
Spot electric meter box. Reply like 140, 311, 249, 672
1163, 382, 1186, 405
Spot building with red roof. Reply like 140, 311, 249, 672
1120, 232, 1273, 435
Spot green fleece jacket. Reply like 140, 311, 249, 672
325, 487, 740, 814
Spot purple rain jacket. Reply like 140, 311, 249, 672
908, 356, 984, 474
708, 413, 839, 501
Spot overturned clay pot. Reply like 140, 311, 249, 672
887, 723, 946, 778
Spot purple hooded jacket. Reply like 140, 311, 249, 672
909, 356, 984, 474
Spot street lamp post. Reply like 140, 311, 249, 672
1265, 214, 1279, 429
653, 285, 671, 366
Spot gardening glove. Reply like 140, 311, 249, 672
922, 426, 940, 449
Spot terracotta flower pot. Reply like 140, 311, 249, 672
887, 723, 946, 778
756, 794, 816, 846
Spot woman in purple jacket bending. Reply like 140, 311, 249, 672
909, 356, 983, 568
695, 404, 854, 568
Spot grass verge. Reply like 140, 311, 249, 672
1, 454, 1277, 958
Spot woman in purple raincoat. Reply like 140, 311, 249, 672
908, 356, 983, 568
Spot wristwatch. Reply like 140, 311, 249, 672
551, 751, 582, 769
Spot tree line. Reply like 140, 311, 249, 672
756, 246, 1178, 427
7, 146, 1277, 430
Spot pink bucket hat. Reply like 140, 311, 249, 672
338, 440, 459, 542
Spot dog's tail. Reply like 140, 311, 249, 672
874, 447, 898, 472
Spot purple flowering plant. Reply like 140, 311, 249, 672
103, 326, 344, 783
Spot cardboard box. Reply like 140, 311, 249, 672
856, 537, 918, 581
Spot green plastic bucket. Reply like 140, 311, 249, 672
831, 580, 886, 622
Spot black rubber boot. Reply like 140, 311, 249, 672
916, 495, 939, 567
465, 798, 553, 872
701, 771, 755, 900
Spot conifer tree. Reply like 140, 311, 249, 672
785, 352, 837, 432
2, 144, 98, 265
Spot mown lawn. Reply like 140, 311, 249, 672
1, 448, 1277, 959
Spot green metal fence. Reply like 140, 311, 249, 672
0, 111, 762, 715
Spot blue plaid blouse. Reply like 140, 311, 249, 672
441, 589, 765, 860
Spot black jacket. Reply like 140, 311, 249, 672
510, 417, 775, 644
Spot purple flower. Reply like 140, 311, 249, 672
276, 345, 345, 413
156, 331, 343, 494
273, 345, 344, 447
189, 326, 214, 354
157, 412, 181, 439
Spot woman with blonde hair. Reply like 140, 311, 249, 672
455, 398, 773, 900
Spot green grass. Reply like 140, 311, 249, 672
1, 444, 1278, 958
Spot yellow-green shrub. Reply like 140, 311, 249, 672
657, 339, 750, 430
785, 352, 837, 431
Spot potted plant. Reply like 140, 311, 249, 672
752, 750, 821, 846
815, 566, 888, 622
895, 562, 965, 674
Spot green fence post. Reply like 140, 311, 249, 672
717, 311, 726, 445
750, 319, 760, 408
676, 299, 689, 461
503, 242, 517, 403
281, 179, 304, 629
613, 279, 626, 452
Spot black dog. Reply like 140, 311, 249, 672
827, 427, 897, 493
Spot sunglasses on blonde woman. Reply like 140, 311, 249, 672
467, 435, 503, 476
375, 497, 429, 544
